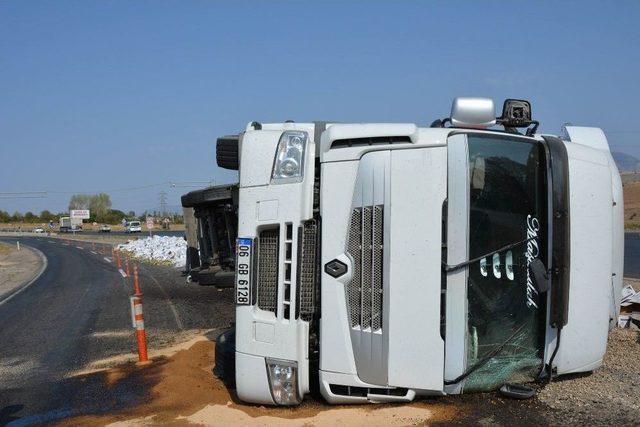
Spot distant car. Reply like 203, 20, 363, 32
99, 224, 111, 233
33, 227, 44, 233
125, 221, 142, 233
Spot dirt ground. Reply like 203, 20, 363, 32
623, 177, 640, 229
0, 241, 44, 301
61, 326, 640, 427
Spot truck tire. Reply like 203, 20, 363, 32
214, 271, 235, 289
198, 269, 216, 286
214, 328, 236, 388
216, 135, 239, 170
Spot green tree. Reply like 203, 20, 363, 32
69, 193, 112, 222
24, 212, 36, 223
69, 194, 91, 210
103, 209, 126, 224
89, 193, 112, 222
0, 210, 10, 223
40, 210, 53, 222
11, 211, 23, 222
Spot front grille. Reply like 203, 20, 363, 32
257, 228, 279, 312
329, 384, 408, 398
297, 220, 318, 321
346, 205, 384, 331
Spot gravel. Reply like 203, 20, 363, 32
537, 328, 640, 425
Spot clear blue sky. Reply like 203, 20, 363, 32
1, 0, 639, 215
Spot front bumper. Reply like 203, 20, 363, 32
235, 352, 275, 405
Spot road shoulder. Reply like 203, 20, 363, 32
0, 241, 47, 304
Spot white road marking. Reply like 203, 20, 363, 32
118, 269, 127, 278
89, 330, 132, 338
48, 240, 55, 243
90, 251, 97, 255
76, 246, 83, 250
143, 267, 184, 331
103, 257, 112, 263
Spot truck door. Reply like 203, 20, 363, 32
319, 146, 446, 392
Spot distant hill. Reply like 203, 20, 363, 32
613, 152, 640, 172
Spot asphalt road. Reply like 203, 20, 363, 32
0, 236, 233, 426
625, 232, 640, 279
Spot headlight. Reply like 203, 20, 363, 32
266, 358, 300, 405
271, 131, 308, 184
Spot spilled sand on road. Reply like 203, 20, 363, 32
64, 337, 459, 426
68, 331, 210, 377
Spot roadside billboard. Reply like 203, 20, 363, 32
70, 209, 90, 219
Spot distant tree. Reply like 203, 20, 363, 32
0, 210, 10, 223
69, 194, 91, 211
127, 210, 136, 218
24, 212, 36, 223
40, 210, 53, 222
103, 209, 126, 224
11, 211, 23, 222
69, 193, 112, 222
90, 193, 112, 222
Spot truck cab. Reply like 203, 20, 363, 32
221, 98, 623, 405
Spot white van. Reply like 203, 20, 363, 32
125, 220, 142, 233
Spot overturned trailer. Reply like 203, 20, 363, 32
181, 184, 238, 287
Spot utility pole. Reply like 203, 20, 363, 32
159, 191, 167, 218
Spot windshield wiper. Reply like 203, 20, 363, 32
442, 236, 536, 273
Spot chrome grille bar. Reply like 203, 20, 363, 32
297, 220, 317, 321
346, 205, 384, 331
257, 228, 279, 312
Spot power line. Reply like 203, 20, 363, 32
0, 180, 218, 196
0, 191, 47, 195
0, 195, 47, 199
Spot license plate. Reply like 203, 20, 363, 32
235, 238, 253, 305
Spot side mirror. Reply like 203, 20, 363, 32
450, 97, 496, 129
499, 99, 532, 128
529, 259, 550, 293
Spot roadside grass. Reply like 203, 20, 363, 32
626, 221, 640, 230
0, 242, 13, 255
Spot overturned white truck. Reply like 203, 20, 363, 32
215, 98, 624, 405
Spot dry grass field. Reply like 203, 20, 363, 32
623, 173, 640, 229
